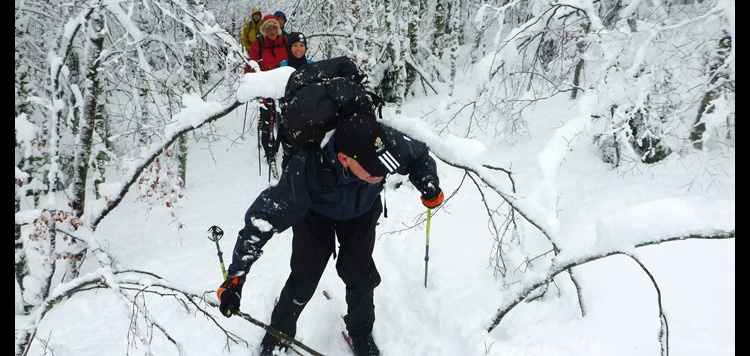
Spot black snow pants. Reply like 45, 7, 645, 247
260, 199, 383, 348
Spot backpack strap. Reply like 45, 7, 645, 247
319, 158, 336, 193
304, 147, 336, 194
264, 38, 287, 50
254, 20, 262, 41
257, 37, 264, 61
366, 90, 385, 119
257, 37, 287, 61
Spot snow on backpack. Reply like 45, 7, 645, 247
279, 56, 383, 148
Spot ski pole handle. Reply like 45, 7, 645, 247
207, 225, 224, 241
207, 226, 228, 279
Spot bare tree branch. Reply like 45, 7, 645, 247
486, 231, 735, 333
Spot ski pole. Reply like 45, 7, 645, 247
242, 102, 249, 135
268, 109, 275, 183
207, 225, 227, 279
424, 207, 431, 288
257, 116, 262, 176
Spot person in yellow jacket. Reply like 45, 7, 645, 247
241, 8, 263, 54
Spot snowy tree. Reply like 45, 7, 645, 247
16, 0, 734, 355
15, 0, 244, 353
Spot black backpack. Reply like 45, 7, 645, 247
279, 56, 383, 148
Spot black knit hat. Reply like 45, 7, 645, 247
287, 32, 307, 51
335, 115, 399, 177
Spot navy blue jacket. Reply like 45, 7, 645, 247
226, 125, 439, 277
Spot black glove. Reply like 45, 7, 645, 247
419, 177, 444, 209
217, 276, 245, 317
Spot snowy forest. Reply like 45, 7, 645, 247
15, 0, 734, 355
